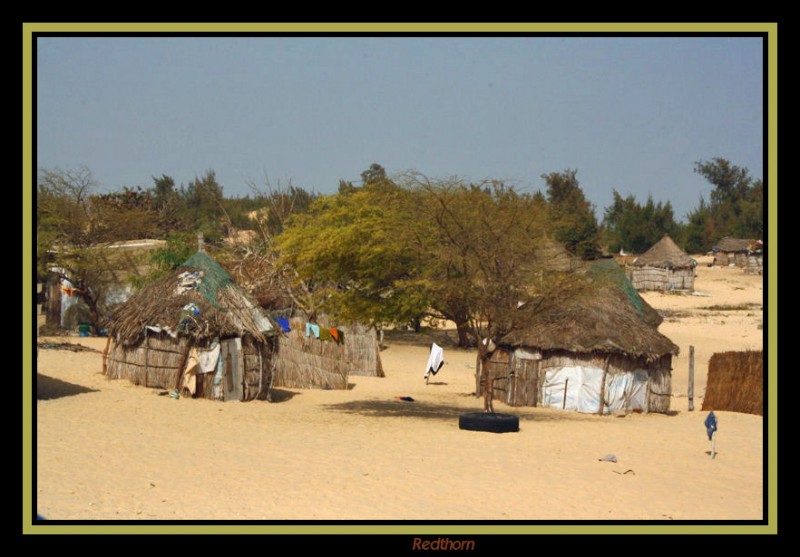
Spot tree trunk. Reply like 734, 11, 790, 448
45, 273, 62, 327
455, 322, 471, 348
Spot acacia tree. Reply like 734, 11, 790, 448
275, 179, 429, 326
399, 173, 587, 412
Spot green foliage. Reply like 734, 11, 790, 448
542, 170, 601, 259
276, 181, 427, 327
690, 158, 763, 249
603, 191, 680, 254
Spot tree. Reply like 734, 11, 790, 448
603, 191, 680, 254
275, 181, 428, 327
37, 167, 152, 329
692, 158, 763, 246
542, 170, 601, 259
400, 173, 588, 412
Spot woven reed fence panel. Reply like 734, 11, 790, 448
702, 350, 763, 415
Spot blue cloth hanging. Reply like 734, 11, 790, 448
277, 317, 291, 333
704, 411, 717, 440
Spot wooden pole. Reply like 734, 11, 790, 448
143, 329, 150, 386
688, 345, 695, 411
101, 336, 112, 376
598, 356, 610, 415
644, 381, 651, 415
562, 378, 569, 410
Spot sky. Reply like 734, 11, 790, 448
36, 35, 764, 222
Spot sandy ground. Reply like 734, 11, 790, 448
33, 257, 765, 521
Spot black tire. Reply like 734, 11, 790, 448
458, 412, 519, 433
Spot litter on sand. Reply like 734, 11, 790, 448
397, 396, 415, 402
598, 454, 618, 463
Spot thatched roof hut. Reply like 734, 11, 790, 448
628, 235, 696, 292
480, 261, 679, 414
104, 252, 276, 402
713, 237, 759, 267
272, 317, 384, 390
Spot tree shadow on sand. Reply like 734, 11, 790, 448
322, 399, 610, 423
37, 373, 99, 401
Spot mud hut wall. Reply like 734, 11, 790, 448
734, 252, 748, 267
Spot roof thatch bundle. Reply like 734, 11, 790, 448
702, 350, 763, 415
108, 252, 274, 345
502, 261, 677, 361
714, 237, 757, 252
633, 235, 695, 269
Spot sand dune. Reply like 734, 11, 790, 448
34, 259, 765, 521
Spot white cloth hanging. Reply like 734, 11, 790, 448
424, 343, 445, 379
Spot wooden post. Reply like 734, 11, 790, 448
644, 381, 651, 415
143, 329, 150, 387
46, 275, 62, 327
532, 361, 539, 407
475, 353, 482, 397
562, 378, 569, 410
101, 336, 112, 376
688, 345, 695, 411
598, 356, 611, 415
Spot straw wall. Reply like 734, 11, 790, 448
343, 322, 385, 377
702, 350, 763, 415
273, 318, 349, 389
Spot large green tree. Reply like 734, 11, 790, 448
691, 157, 763, 247
542, 169, 601, 259
603, 191, 680, 254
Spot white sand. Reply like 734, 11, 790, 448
34, 259, 764, 521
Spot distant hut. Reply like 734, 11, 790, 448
272, 317, 384, 390
713, 237, 757, 268
627, 235, 696, 292
479, 261, 679, 414
702, 350, 763, 415
105, 252, 276, 402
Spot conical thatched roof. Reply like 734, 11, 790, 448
108, 252, 274, 345
502, 261, 678, 360
633, 235, 695, 268
714, 237, 757, 252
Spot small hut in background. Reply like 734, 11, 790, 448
713, 237, 758, 268
702, 350, 763, 415
105, 252, 276, 402
627, 234, 696, 292
479, 261, 678, 414
272, 317, 384, 390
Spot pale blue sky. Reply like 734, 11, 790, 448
36, 36, 764, 222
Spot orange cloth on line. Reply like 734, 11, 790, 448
329, 328, 340, 342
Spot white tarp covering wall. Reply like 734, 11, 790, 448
542, 366, 649, 414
